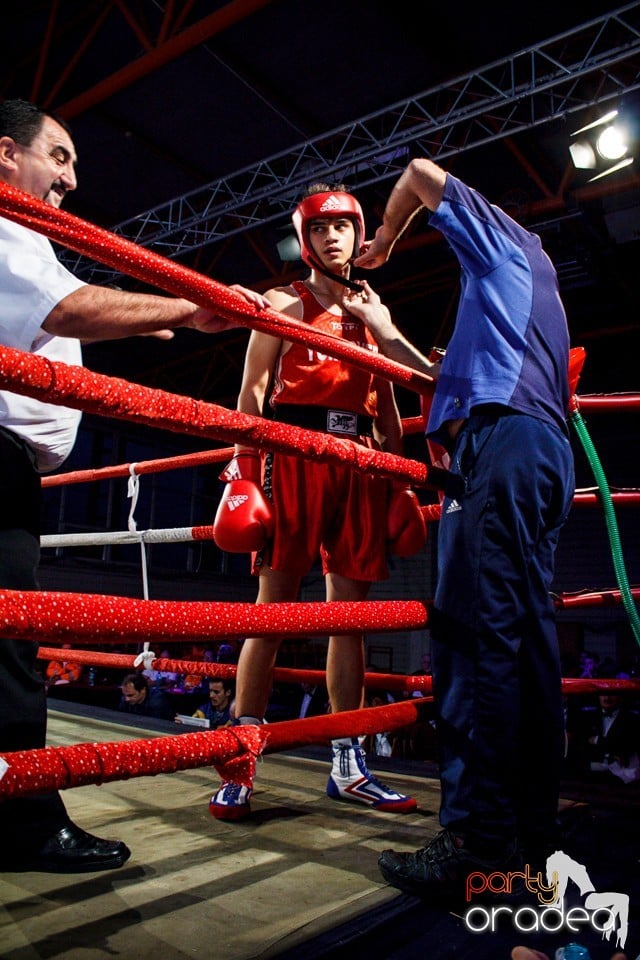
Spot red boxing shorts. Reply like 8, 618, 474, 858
253, 445, 389, 582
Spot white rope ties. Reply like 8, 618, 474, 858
128, 463, 150, 601
133, 641, 156, 671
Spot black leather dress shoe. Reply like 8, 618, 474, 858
27, 824, 131, 873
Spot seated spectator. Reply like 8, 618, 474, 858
118, 673, 174, 721
46, 644, 83, 685
412, 650, 432, 676
578, 649, 600, 678
410, 650, 433, 699
185, 677, 235, 729
567, 691, 640, 784
216, 642, 237, 664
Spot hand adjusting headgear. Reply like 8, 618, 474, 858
291, 191, 365, 291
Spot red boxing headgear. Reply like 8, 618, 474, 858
292, 191, 365, 269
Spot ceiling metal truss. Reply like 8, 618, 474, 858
63, 2, 640, 282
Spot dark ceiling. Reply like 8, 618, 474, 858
2, 0, 640, 418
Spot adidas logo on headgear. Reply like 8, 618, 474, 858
319, 195, 344, 213
226, 494, 248, 512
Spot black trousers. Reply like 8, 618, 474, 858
0, 428, 70, 848
432, 410, 574, 851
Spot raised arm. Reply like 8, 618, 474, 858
342, 282, 440, 380
354, 158, 447, 269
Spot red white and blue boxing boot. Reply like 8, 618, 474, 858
209, 780, 253, 821
209, 715, 262, 821
326, 738, 417, 813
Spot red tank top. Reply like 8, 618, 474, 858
269, 281, 379, 417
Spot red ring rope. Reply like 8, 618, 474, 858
0, 181, 433, 395
0, 343, 440, 489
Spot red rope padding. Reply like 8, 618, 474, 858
9, 679, 640, 801
41, 413, 425, 489
572, 491, 640, 507
36, 647, 436, 695
424, 494, 640, 520
0, 343, 441, 489
576, 394, 640, 412
261, 702, 426, 752
191, 525, 214, 540
4, 588, 632, 647
0, 701, 428, 800
39, 647, 139, 671
41, 447, 234, 487
36, 648, 640, 698
0, 181, 433, 396
553, 588, 640, 609
0, 724, 266, 797
561, 678, 640, 695
5, 677, 639, 800
0, 589, 430, 642
267, 667, 433, 696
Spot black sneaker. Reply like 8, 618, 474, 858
378, 828, 521, 901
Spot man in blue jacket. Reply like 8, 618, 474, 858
347, 156, 575, 901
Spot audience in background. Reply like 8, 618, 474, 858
181, 651, 214, 694
566, 690, 640, 785
412, 650, 432, 676
186, 676, 235, 729
577, 650, 600, 679
45, 644, 82, 686
290, 681, 329, 719
181, 647, 236, 696
118, 673, 174, 721
216, 642, 238, 664
410, 650, 433, 700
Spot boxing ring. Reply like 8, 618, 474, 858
1, 184, 640, 960
0, 179, 639, 810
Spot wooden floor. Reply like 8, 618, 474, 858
1, 703, 639, 960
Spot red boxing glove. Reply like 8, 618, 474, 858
213, 452, 275, 553
387, 484, 427, 557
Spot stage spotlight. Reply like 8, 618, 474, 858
569, 109, 634, 181
587, 157, 634, 183
571, 109, 619, 137
569, 140, 597, 170
596, 123, 628, 161
276, 233, 301, 262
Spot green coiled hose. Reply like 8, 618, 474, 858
569, 405, 640, 648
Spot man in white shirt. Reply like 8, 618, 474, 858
0, 98, 268, 873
